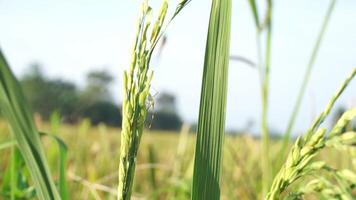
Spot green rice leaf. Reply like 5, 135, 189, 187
1, 147, 36, 200
0, 48, 60, 200
40, 132, 69, 200
247, 0, 260, 30
191, 0, 231, 199
0, 139, 16, 151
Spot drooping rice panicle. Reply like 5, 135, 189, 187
266, 68, 356, 200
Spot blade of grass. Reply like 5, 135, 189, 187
247, 0, 260, 30
147, 144, 157, 190
0, 48, 60, 200
278, 0, 337, 165
1, 145, 36, 199
10, 144, 16, 200
0, 139, 16, 151
40, 132, 70, 200
191, 0, 232, 199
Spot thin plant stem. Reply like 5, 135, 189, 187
261, 0, 273, 196
279, 0, 337, 164
10, 145, 15, 200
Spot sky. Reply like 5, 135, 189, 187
0, 0, 355, 135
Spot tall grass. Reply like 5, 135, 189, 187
246, 0, 342, 197
0, 49, 61, 199
191, 0, 231, 199
247, 0, 274, 195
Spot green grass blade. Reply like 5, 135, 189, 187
247, 0, 260, 30
279, 0, 337, 164
40, 132, 70, 200
0, 139, 16, 151
10, 146, 16, 200
191, 0, 231, 199
0, 48, 60, 200
1, 145, 36, 199
147, 144, 157, 190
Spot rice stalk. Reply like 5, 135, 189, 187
247, 0, 260, 30
0, 48, 61, 200
191, 0, 231, 199
266, 68, 356, 200
117, 1, 190, 199
247, 0, 273, 195
260, 0, 273, 195
279, 0, 337, 164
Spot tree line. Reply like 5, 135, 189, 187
18, 64, 182, 130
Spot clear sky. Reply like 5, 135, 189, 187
0, 0, 355, 135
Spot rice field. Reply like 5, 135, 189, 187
0, 120, 354, 200
0, 0, 356, 199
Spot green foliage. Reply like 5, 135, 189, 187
266, 68, 356, 200
191, 0, 231, 199
79, 102, 122, 127
118, 0, 190, 199
79, 70, 114, 105
21, 65, 79, 121
0, 49, 61, 199
1, 148, 36, 200
0, 1, 354, 200
20, 65, 124, 126
39, 132, 70, 200
295, 168, 356, 200
0, 140, 16, 151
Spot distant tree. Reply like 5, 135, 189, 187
155, 92, 178, 114
77, 69, 122, 126
80, 102, 122, 127
80, 70, 114, 104
21, 64, 79, 121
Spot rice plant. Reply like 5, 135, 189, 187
247, 0, 274, 195
279, 0, 337, 165
0, 49, 61, 200
266, 68, 356, 200
0, 0, 355, 199
118, 0, 190, 199
291, 166, 356, 199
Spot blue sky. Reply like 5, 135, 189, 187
0, 0, 355, 135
